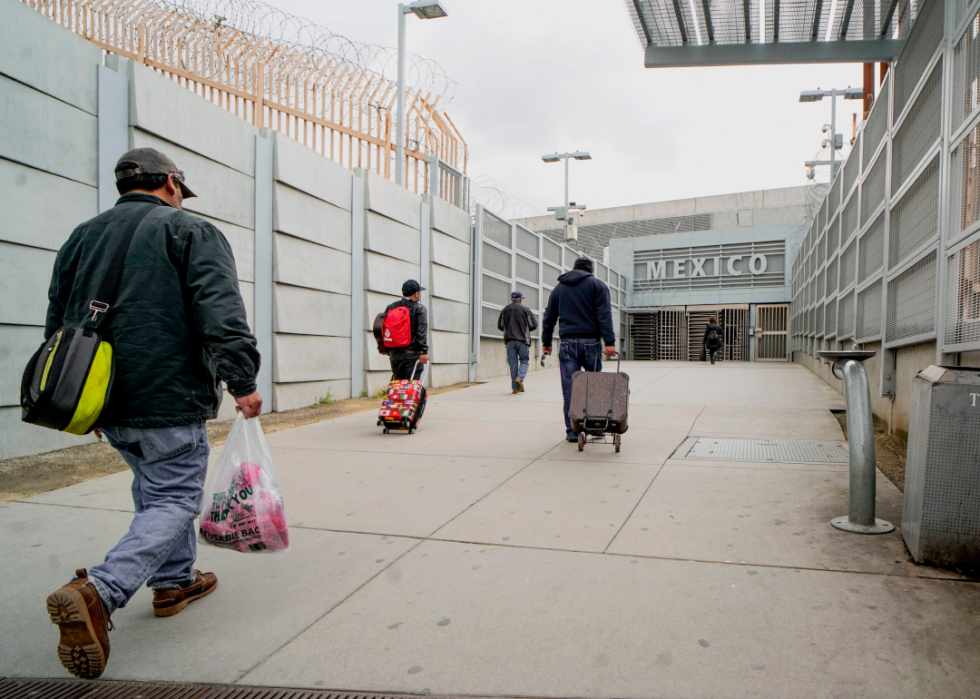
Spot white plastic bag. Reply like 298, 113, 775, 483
199, 413, 289, 553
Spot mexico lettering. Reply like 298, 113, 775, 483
648, 255, 768, 280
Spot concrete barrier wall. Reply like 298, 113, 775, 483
0, 1, 475, 459
0, 1, 102, 458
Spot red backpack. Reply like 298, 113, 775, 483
382, 306, 412, 348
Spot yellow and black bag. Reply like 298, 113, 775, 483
20, 203, 157, 435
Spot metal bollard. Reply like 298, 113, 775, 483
817, 349, 894, 535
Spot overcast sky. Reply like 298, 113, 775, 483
266, 0, 870, 217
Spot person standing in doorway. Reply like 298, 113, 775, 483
703, 315, 723, 365
541, 257, 616, 442
44, 148, 261, 679
498, 290, 538, 394
380, 279, 429, 380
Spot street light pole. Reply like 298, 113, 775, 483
395, 1, 449, 187
564, 155, 570, 216
799, 87, 863, 181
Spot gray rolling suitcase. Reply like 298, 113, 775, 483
569, 354, 629, 452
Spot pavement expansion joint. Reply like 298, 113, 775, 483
685, 437, 850, 463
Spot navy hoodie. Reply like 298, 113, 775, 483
541, 269, 616, 347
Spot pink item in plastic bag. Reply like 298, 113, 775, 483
199, 415, 289, 553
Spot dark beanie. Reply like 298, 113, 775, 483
573, 257, 594, 272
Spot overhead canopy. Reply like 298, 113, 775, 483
626, 0, 916, 67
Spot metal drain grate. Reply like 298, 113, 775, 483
0, 678, 434, 699
686, 438, 849, 464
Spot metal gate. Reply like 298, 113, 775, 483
756, 304, 789, 361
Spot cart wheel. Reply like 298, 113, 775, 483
409, 427, 415, 435
578, 433, 585, 451
614, 434, 621, 453
383, 427, 389, 434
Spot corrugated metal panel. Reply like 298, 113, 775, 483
889, 155, 941, 268
892, 59, 943, 195
886, 250, 938, 342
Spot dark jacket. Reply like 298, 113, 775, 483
44, 193, 259, 428
384, 297, 429, 353
542, 269, 616, 347
498, 301, 538, 345
703, 322, 723, 349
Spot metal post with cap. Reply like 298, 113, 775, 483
818, 347, 894, 534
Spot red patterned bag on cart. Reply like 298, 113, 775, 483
378, 378, 426, 430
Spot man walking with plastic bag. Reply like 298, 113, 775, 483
43, 149, 261, 680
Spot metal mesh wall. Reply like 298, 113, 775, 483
516, 255, 539, 284
945, 237, 980, 346
820, 267, 827, 300
859, 212, 886, 283
893, 0, 946, 118
827, 255, 839, 297
842, 189, 859, 242
864, 77, 890, 170
952, 10, 980, 133
841, 238, 857, 290
817, 234, 826, 268
825, 297, 837, 338
954, 0, 974, 30
596, 262, 608, 281
516, 226, 538, 256
886, 250, 938, 342
482, 210, 511, 249
829, 215, 841, 253
482, 242, 511, 277
838, 289, 855, 339
816, 303, 825, 338
889, 155, 941, 268
892, 59, 943, 195
844, 142, 860, 196
829, 175, 842, 215
863, 151, 888, 222
516, 281, 539, 310
482, 305, 503, 336
856, 280, 883, 341
542, 263, 560, 289
482, 274, 511, 306
543, 238, 561, 265
948, 123, 980, 242
819, 197, 828, 233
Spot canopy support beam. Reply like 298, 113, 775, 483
644, 39, 905, 67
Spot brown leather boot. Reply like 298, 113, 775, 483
46, 569, 112, 679
152, 570, 218, 617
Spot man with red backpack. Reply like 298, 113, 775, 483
379, 279, 429, 380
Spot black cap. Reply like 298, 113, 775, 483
115, 148, 197, 198
402, 279, 425, 296
511, 291, 523, 299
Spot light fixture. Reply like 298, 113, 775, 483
572, 151, 592, 160
799, 90, 825, 103
407, 0, 449, 19
541, 153, 561, 162
843, 86, 864, 100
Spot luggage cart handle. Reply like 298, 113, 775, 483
584, 349, 621, 420
390, 357, 429, 386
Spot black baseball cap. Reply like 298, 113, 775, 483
115, 148, 197, 198
511, 291, 523, 299
402, 279, 426, 296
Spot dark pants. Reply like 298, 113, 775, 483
559, 338, 603, 437
389, 349, 424, 381
506, 339, 530, 389
707, 346, 720, 364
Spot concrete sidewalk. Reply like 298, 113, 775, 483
3, 362, 979, 698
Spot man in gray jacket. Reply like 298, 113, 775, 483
498, 291, 538, 393
43, 148, 261, 679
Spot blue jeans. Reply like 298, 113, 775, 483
559, 338, 603, 437
506, 340, 530, 389
87, 423, 209, 614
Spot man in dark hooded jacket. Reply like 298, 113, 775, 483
541, 257, 616, 441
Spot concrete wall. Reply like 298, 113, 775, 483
0, 2, 102, 459
517, 185, 817, 232
0, 1, 475, 459
476, 338, 562, 382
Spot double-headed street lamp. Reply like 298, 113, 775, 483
396, 0, 449, 186
799, 87, 864, 179
542, 151, 591, 238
